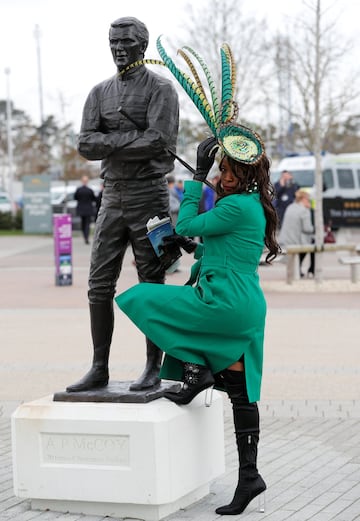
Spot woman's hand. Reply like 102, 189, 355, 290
193, 137, 219, 182
162, 233, 198, 253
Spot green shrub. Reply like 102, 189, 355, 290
13, 209, 23, 230
0, 210, 23, 230
0, 212, 13, 229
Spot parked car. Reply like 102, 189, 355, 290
51, 182, 100, 230
0, 192, 12, 213
51, 185, 80, 229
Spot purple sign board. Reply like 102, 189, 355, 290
53, 214, 73, 286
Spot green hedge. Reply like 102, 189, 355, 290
0, 210, 23, 230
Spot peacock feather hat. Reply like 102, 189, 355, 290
120, 37, 265, 165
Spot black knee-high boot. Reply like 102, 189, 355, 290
129, 337, 163, 391
66, 301, 113, 392
215, 369, 266, 515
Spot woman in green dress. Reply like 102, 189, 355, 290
116, 137, 279, 515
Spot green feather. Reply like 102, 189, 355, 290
157, 37, 217, 134
177, 49, 205, 92
222, 44, 237, 94
177, 48, 218, 130
182, 46, 221, 128
220, 46, 234, 124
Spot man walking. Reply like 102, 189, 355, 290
74, 175, 96, 244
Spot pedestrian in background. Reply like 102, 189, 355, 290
166, 174, 181, 225
274, 170, 299, 228
199, 173, 220, 213
74, 175, 96, 244
174, 177, 184, 201
279, 189, 315, 277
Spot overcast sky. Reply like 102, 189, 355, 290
1, 0, 358, 130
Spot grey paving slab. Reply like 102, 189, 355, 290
2, 407, 360, 520
1, 232, 360, 520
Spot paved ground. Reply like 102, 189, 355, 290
1, 229, 360, 520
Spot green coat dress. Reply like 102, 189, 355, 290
115, 180, 267, 403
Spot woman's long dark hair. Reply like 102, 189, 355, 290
217, 154, 280, 263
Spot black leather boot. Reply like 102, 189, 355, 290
66, 301, 113, 392
163, 362, 215, 405
129, 337, 163, 391
215, 369, 266, 515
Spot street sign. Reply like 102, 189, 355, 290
53, 214, 73, 286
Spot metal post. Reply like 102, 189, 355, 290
5, 67, 15, 216
34, 24, 44, 127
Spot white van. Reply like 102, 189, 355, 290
272, 153, 360, 227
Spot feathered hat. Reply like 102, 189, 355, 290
120, 37, 265, 165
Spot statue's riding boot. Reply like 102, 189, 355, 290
66, 301, 113, 392
215, 369, 266, 515
129, 337, 163, 391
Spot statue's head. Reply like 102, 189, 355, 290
109, 17, 149, 72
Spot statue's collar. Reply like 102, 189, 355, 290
117, 64, 146, 82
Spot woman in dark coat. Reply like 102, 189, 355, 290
116, 136, 280, 515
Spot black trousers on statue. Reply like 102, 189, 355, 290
66, 176, 170, 393
88, 177, 169, 303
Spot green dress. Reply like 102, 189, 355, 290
115, 180, 267, 403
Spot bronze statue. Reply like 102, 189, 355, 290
66, 16, 179, 393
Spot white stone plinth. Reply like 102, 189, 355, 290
11, 391, 225, 521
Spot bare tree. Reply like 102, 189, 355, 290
324, 115, 360, 153
276, 0, 360, 282
56, 123, 92, 183
173, 0, 271, 125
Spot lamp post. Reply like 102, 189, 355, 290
5, 67, 15, 216
34, 24, 44, 128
